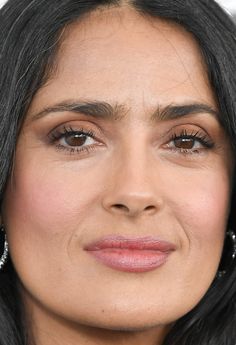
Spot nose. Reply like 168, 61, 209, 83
102, 154, 164, 218
105, 196, 159, 218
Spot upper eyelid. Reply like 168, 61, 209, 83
48, 123, 100, 138
161, 121, 216, 142
60, 126, 96, 137
169, 132, 213, 144
46, 119, 216, 146
52, 122, 208, 137
170, 128, 206, 138
51, 124, 211, 143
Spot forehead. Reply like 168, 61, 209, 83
27, 6, 217, 119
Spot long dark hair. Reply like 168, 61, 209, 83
0, 0, 236, 344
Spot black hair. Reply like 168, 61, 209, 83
0, 0, 236, 344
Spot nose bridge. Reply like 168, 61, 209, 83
102, 140, 164, 217
118, 148, 152, 192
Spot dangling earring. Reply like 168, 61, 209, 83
217, 229, 236, 278
0, 225, 8, 270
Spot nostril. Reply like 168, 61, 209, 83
144, 205, 156, 213
145, 205, 155, 211
111, 204, 156, 214
113, 204, 129, 212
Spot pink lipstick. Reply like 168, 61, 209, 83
84, 236, 176, 273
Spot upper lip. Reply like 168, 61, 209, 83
84, 235, 176, 252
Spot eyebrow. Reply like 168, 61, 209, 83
152, 103, 219, 122
31, 100, 219, 122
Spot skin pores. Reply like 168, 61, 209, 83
1, 6, 234, 345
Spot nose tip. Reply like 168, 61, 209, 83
103, 195, 161, 218
102, 152, 164, 218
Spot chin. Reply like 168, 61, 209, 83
78, 313, 170, 332
99, 324, 165, 332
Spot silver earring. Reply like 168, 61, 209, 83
226, 230, 236, 259
0, 225, 8, 270
217, 230, 236, 278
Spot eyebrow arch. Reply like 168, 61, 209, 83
31, 101, 126, 121
151, 103, 219, 122
31, 100, 219, 122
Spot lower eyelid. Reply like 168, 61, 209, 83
54, 143, 98, 155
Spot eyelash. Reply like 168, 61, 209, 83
48, 126, 214, 156
48, 125, 99, 155
167, 129, 214, 154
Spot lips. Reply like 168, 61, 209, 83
84, 236, 176, 273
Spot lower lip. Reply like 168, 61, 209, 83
87, 249, 171, 273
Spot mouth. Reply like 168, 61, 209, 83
84, 235, 176, 273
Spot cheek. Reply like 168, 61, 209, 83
167, 166, 231, 270
1, 158, 106, 274
3, 162, 101, 232
181, 175, 229, 235
4, 173, 72, 237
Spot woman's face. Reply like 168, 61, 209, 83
2, 6, 234, 341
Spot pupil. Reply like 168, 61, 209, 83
174, 138, 194, 149
65, 134, 87, 146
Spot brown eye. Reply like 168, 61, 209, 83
58, 131, 96, 148
64, 133, 88, 147
49, 126, 104, 155
165, 130, 214, 155
174, 138, 195, 149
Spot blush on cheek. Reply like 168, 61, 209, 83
174, 174, 230, 247
2, 162, 103, 244
4, 179, 76, 237
1, 170, 83, 277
